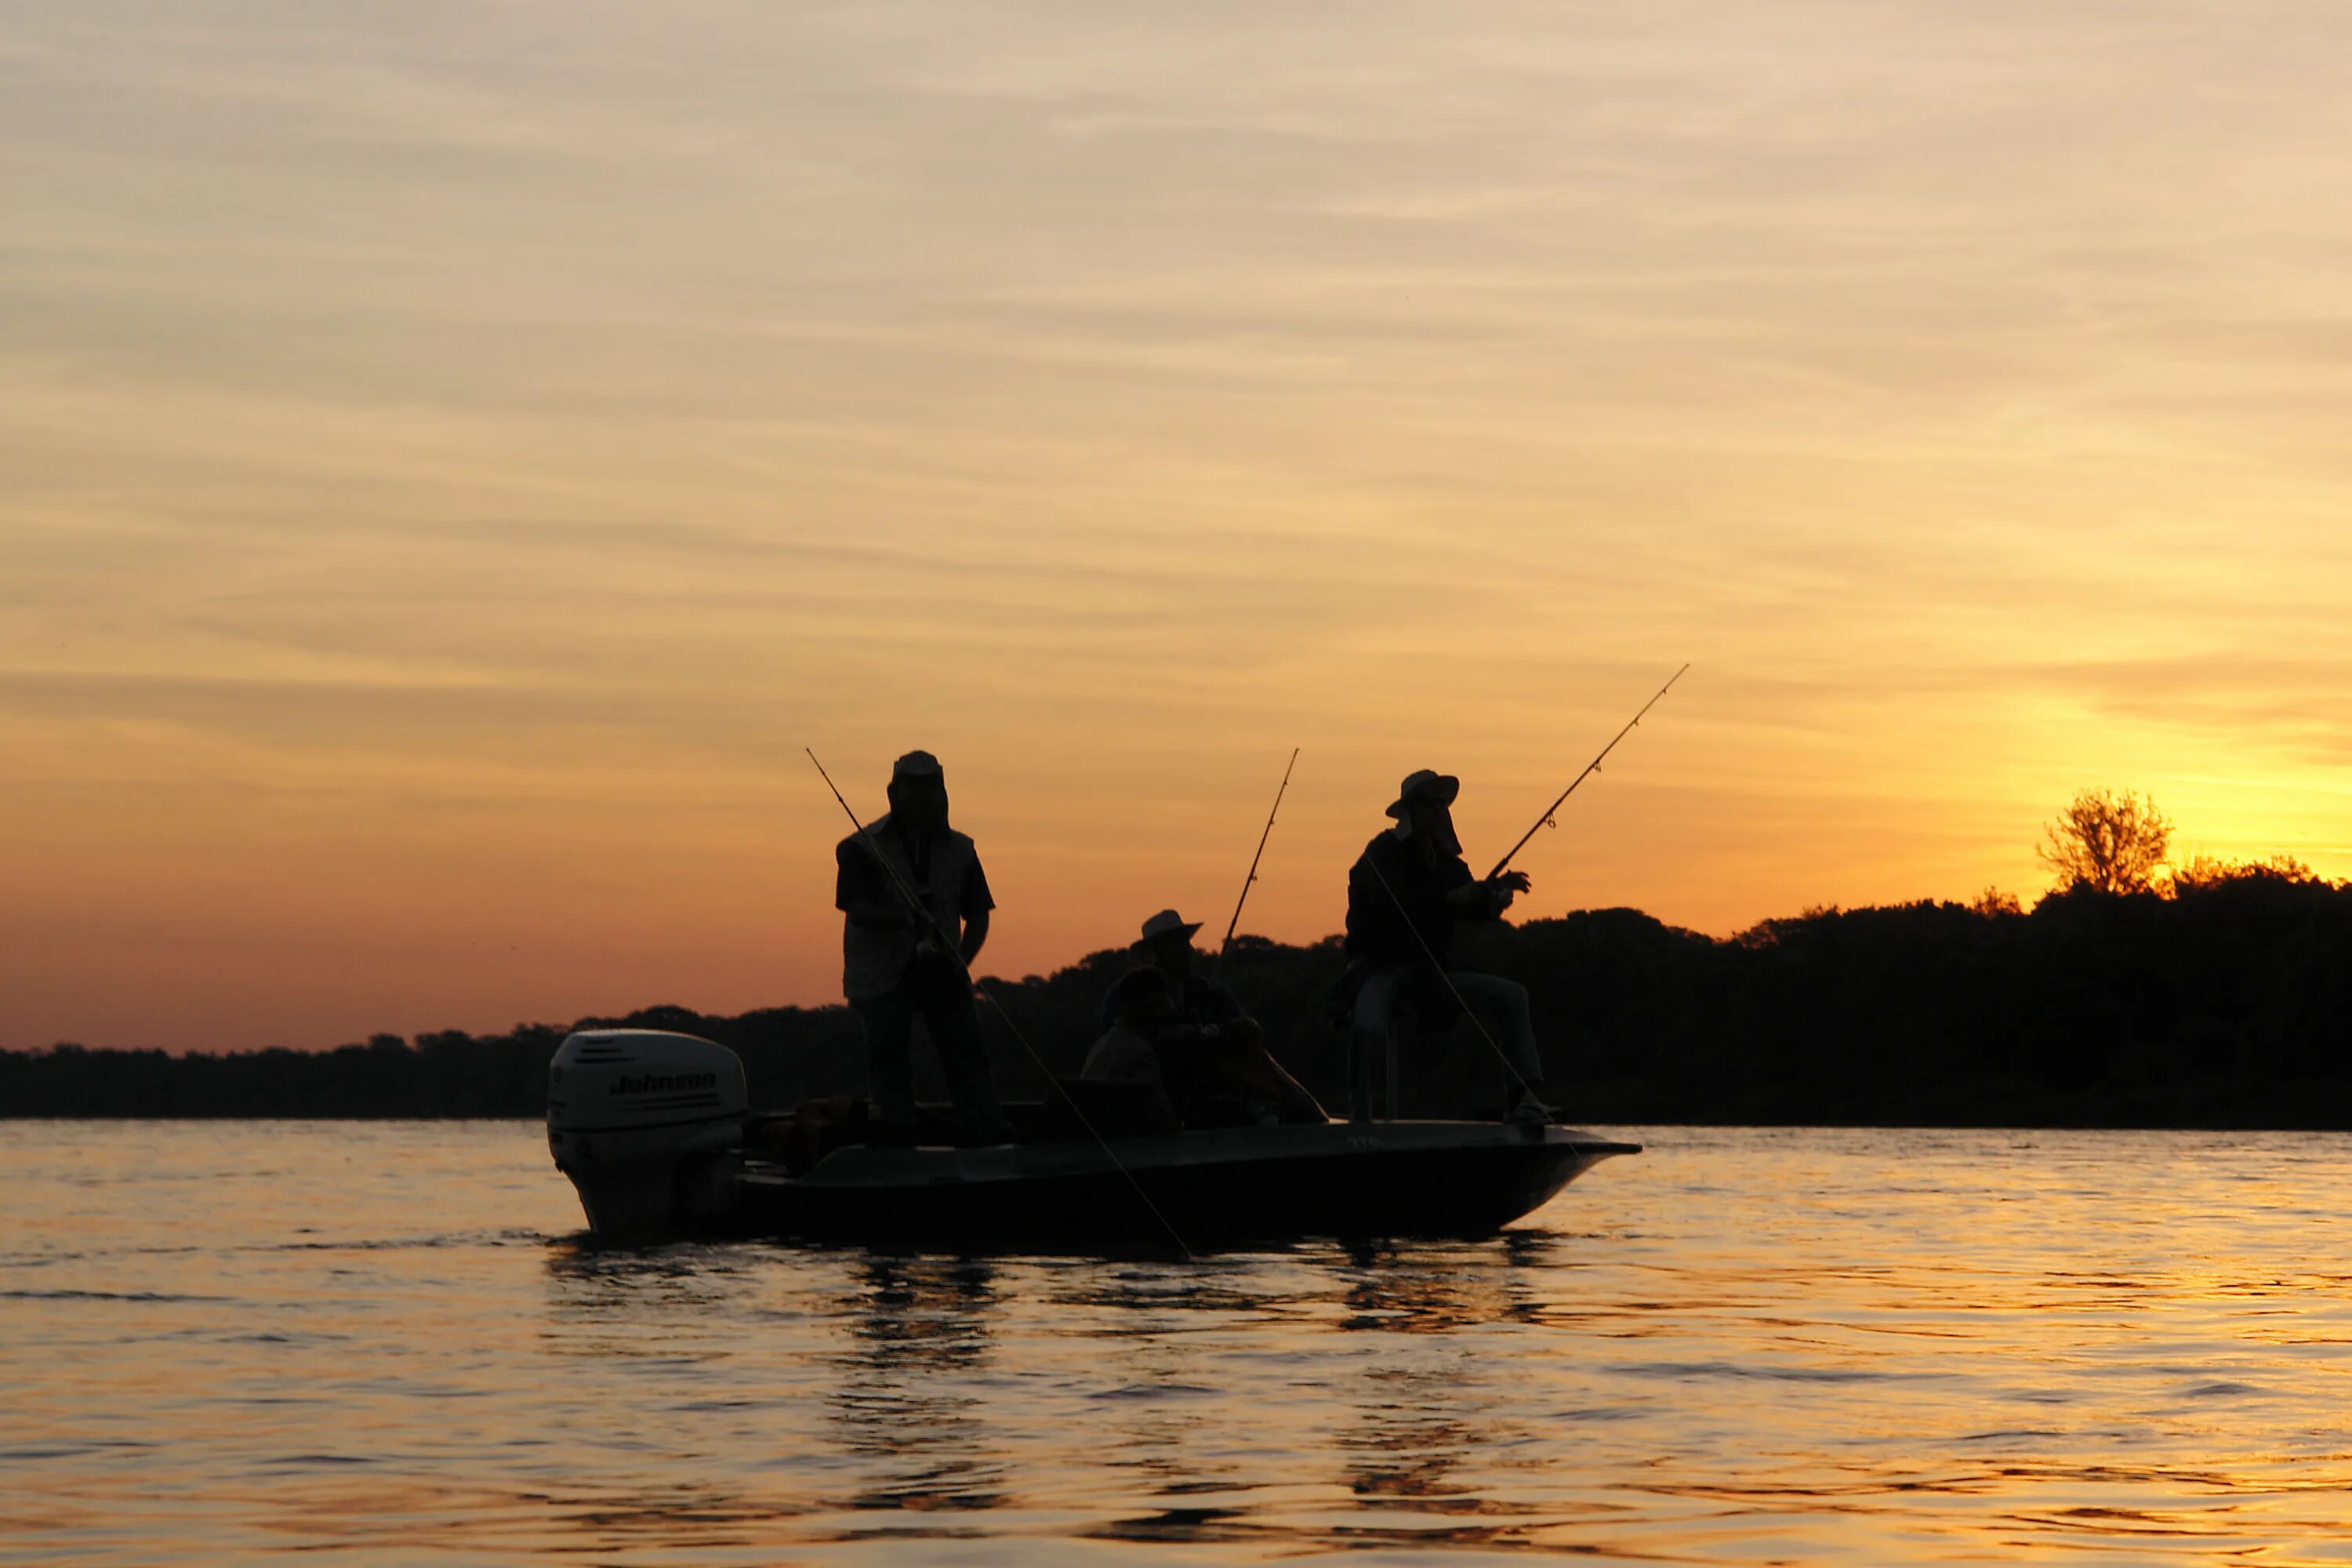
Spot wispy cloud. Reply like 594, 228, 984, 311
7, 0, 2352, 1045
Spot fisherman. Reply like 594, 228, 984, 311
1098, 909, 1327, 1126
1080, 967, 1182, 1131
833, 750, 1008, 1144
1344, 769, 1556, 1125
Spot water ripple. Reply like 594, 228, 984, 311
11, 1123, 2352, 1565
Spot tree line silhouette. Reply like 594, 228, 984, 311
9, 797, 2348, 1127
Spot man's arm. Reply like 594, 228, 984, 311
1193, 976, 1247, 1027
836, 840, 914, 928
1163, 1015, 1263, 1054
957, 854, 997, 964
1446, 865, 1530, 918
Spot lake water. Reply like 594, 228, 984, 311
6, 1122, 2352, 1565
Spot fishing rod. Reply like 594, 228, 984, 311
1210, 747, 1298, 979
1484, 663, 1690, 882
804, 748, 1196, 1261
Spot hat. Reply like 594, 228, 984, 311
1136, 909, 1204, 946
1383, 768, 1460, 819
891, 750, 944, 782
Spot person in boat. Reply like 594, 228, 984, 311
1343, 768, 1555, 1125
1080, 967, 1184, 1131
834, 749, 1008, 1144
1096, 909, 1327, 1127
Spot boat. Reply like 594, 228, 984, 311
546, 1027, 1640, 1250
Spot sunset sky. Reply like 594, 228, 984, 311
7, 2, 2351, 1051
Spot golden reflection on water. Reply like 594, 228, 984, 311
832, 1258, 1008, 1515
9, 1123, 2352, 1564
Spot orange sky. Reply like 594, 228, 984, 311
6, 2, 2351, 1050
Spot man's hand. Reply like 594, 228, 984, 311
912, 933, 974, 982
1488, 869, 1531, 913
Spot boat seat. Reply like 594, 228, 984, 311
1352, 995, 1417, 1121
1030, 1078, 1178, 1142
1348, 985, 1483, 1121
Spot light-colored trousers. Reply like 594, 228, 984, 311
1349, 967, 1544, 1119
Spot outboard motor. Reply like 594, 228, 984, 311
547, 1029, 748, 1240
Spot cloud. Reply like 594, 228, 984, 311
2012, 655, 2352, 766
8, 0, 2352, 1044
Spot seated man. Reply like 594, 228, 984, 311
1080, 967, 1181, 1131
1344, 769, 1555, 1125
1097, 909, 1327, 1127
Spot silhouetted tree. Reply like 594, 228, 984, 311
11, 863, 2352, 1127
2170, 853, 2320, 895
2040, 788, 2172, 895
1969, 887, 2024, 917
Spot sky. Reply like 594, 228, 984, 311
6, 1, 2351, 1051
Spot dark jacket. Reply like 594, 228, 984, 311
1345, 828, 1480, 967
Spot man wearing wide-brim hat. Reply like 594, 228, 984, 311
1084, 908, 1326, 1126
1342, 768, 1555, 1124
833, 750, 1007, 1144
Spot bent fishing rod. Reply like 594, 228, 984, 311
803, 748, 1196, 1260
1485, 662, 1690, 882
1210, 747, 1298, 979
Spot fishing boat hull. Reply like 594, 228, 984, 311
547, 1029, 1640, 1250
728, 1120, 1639, 1251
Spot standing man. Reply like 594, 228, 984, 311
834, 750, 1007, 1144
1344, 769, 1555, 1125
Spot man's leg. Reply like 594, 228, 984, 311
1348, 968, 1401, 1121
916, 978, 1007, 1142
853, 987, 920, 1133
1444, 970, 1547, 1094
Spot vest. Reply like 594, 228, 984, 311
840, 814, 982, 1002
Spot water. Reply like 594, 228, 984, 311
6, 1123, 2352, 1564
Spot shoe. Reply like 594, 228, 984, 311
1504, 1091, 1557, 1127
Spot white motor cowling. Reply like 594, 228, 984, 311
547, 1029, 749, 1240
